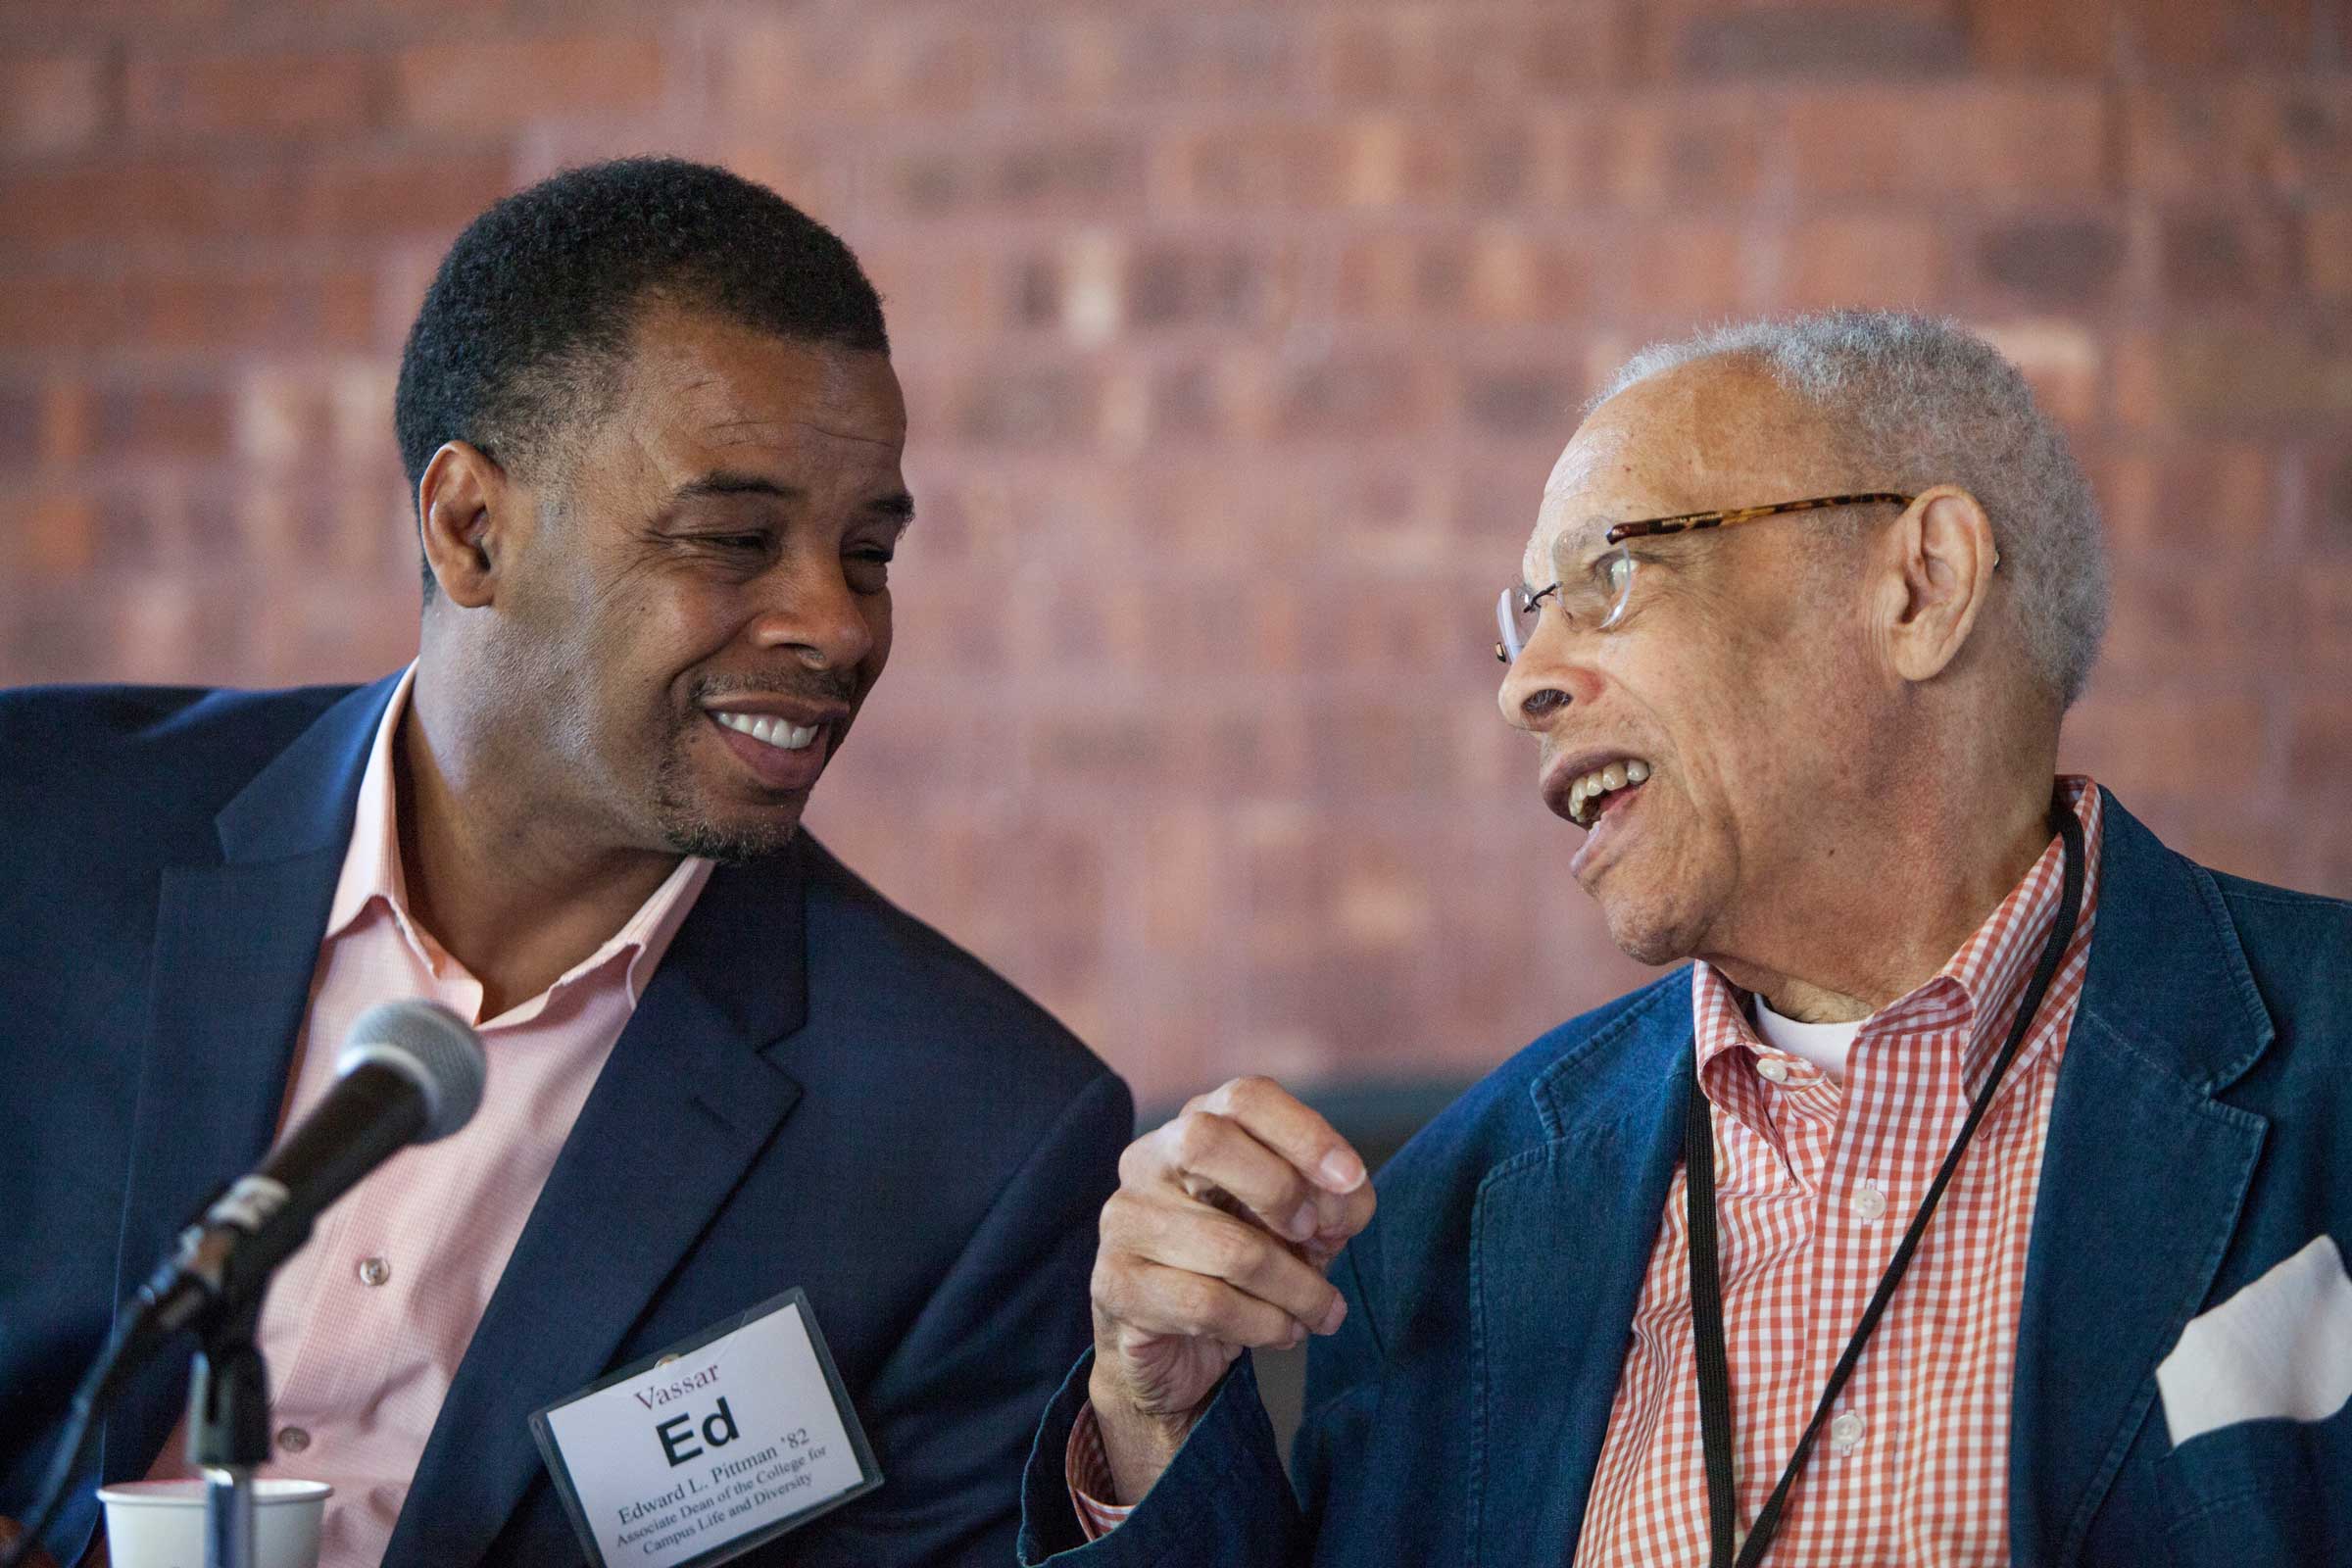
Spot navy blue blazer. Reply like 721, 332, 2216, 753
1020, 790, 2352, 1567
0, 674, 1133, 1567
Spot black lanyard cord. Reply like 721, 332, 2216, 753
1686, 796, 2086, 1568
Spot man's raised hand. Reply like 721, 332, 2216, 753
1085, 1076, 1377, 1504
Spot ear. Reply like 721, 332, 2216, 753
1880, 485, 1999, 685
416, 441, 512, 611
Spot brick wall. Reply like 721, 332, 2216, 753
4, 1, 2348, 1105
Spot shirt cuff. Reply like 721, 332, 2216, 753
1065, 1399, 1138, 1540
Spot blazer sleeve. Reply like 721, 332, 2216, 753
1014, 1228, 1387, 1566
789, 1067, 1132, 1568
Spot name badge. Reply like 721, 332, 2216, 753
529, 1289, 882, 1567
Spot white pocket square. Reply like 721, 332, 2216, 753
2156, 1232, 2352, 1446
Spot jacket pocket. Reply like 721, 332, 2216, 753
2156, 1407, 2350, 1566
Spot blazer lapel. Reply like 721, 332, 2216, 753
98, 677, 396, 1484
2009, 792, 2272, 1566
1471, 984, 1691, 1566
383, 850, 811, 1568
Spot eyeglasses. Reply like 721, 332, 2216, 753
1494, 491, 1918, 663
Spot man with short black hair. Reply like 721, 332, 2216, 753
0, 157, 1130, 1568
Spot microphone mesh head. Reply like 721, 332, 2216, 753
337, 1000, 488, 1142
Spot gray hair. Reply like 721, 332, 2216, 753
1594, 310, 2108, 710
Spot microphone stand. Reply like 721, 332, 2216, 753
186, 1296, 271, 1568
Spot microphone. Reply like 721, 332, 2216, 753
0, 1003, 486, 1568
130, 1000, 487, 1348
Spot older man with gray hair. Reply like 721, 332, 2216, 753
1018, 310, 2352, 1567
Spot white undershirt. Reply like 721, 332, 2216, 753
1752, 997, 1865, 1084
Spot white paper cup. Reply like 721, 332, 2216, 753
95, 1479, 332, 1568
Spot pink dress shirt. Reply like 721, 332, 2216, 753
145, 665, 713, 1568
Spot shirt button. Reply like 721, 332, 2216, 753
1853, 1183, 1887, 1223
1829, 1412, 1865, 1454
1755, 1056, 1790, 1084
276, 1426, 311, 1454
357, 1255, 391, 1288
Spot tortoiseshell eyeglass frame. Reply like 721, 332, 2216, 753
1494, 492, 1922, 663
1598, 491, 1916, 545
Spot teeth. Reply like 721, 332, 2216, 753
1566, 757, 1652, 827
713, 711, 818, 752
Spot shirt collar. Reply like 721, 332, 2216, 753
1694, 775, 2106, 1103
322, 662, 714, 1025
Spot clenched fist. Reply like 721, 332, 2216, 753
1086, 1076, 1377, 1503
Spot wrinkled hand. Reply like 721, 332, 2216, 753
1086, 1076, 1376, 1503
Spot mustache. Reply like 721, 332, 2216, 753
688, 670, 859, 707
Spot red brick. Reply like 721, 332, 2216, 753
0, 55, 109, 155
1460, 361, 1587, 440
2156, 818, 2296, 888
1150, 122, 1345, 211
2289, 697, 2352, 808
95, 381, 230, 460
0, 584, 110, 681
1778, 214, 1945, 311
1968, 0, 2112, 73
2310, 445, 2352, 552
948, 362, 1101, 448
2290, 819, 2352, 901
391, 33, 666, 134
1786, 83, 2107, 199
2293, 562, 2352, 671
716, 21, 897, 120
13, 379, 94, 466
2159, 207, 2301, 304
298, 153, 518, 242
1125, 239, 1298, 332
2094, 441, 2282, 556
1270, 350, 1433, 441
1111, 13, 1301, 102
125, 50, 378, 138
1973, 319, 2102, 426
13, 493, 98, 574
1337, 117, 1476, 209
1976, 214, 2126, 307
1318, 7, 1625, 99
2127, 84, 2352, 198
891, 131, 1142, 217
2311, 206, 2352, 297
1676, 7, 1967, 77
2115, 0, 2315, 70
2137, 321, 2352, 429
0, 162, 275, 247
1335, 234, 1457, 320
2057, 689, 2269, 802
2100, 560, 2283, 684
1610, 217, 1754, 320
1528, 94, 1776, 209
0, 153, 510, 247
0, 385, 44, 467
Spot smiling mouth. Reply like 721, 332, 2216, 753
1565, 758, 1652, 828
709, 710, 819, 753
